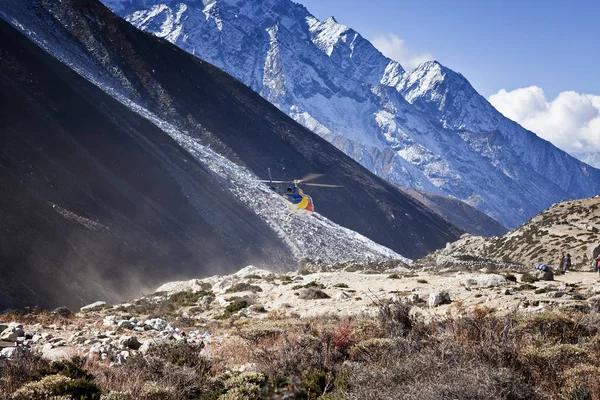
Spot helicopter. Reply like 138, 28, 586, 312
258, 168, 342, 215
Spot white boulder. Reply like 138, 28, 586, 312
429, 291, 451, 307
80, 301, 107, 311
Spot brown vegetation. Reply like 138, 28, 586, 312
4, 303, 600, 399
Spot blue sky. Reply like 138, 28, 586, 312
296, 0, 600, 99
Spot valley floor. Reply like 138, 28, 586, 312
2, 264, 600, 399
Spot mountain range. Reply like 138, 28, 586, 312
102, 0, 600, 229
0, 0, 462, 309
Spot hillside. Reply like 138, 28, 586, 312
0, 18, 295, 309
0, 0, 463, 309
398, 187, 508, 237
101, 0, 600, 228
421, 196, 600, 270
0, 0, 462, 260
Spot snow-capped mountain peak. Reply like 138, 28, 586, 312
306, 15, 350, 57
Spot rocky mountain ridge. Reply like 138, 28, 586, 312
422, 196, 600, 270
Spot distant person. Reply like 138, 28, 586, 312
562, 253, 571, 272
595, 254, 600, 276
558, 251, 565, 270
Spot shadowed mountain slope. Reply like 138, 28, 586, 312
0, 0, 461, 258
0, 19, 296, 309
398, 187, 508, 237
0, 1, 461, 309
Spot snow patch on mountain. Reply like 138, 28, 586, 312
306, 16, 349, 57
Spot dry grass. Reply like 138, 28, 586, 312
4, 303, 600, 399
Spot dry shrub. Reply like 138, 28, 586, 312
0, 350, 50, 397
0, 306, 73, 326
560, 364, 600, 400
331, 320, 356, 354
378, 301, 413, 338
519, 344, 589, 393
515, 311, 591, 344
344, 338, 539, 400
95, 342, 212, 399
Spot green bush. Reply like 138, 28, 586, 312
216, 297, 250, 319
301, 371, 328, 400
504, 274, 517, 282
225, 283, 263, 294
169, 290, 213, 305
333, 283, 349, 288
521, 273, 538, 283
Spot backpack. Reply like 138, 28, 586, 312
536, 263, 550, 272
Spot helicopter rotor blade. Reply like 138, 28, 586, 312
257, 180, 291, 184
298, 173, 324, 183
303, 183, 343, 188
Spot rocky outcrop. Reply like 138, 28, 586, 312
419, 197, 600, 269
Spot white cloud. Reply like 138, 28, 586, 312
371, 33, 433, 71
489, 86, 600, 159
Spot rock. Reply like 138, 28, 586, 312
0, 324, 7, 334
117, 320, 133, 329
298, 288, 330, 300
429, 291, 451, 307
155, 279, 211, 294
335, 292, 350, 301
233, 265, 272, 278
592, 285, 600, 294
0, 330, 18, 342
103, 316, 117, 327
139, 340, 158, 354
80, 301, 107, 311
202, 296, 215, 308
504, 289, 513, 295
1, 347, 18, 358
119, 335, 141, 350
533, 268, 554, 281
458, 274, 507, 288
52, 307, 73, 318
